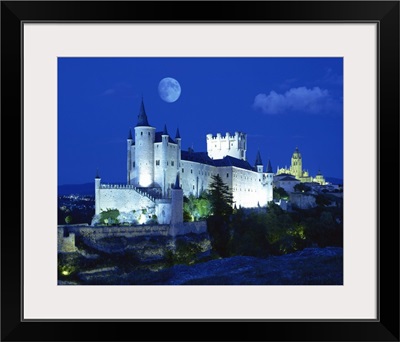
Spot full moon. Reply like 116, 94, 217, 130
158, 77, 181, 103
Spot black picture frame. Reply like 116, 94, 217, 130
1, 1, 399, 341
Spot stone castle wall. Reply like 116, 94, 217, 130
58, 230, 77, 253
96, 186, 155, 215
290, 193, 317, 209
58, 221, 208, 252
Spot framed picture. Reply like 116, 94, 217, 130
1, 1, 399, 341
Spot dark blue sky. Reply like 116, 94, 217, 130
58, 57, 343, 185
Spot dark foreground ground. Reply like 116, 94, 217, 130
59, 246, 343, 285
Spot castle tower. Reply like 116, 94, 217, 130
127, 129, 133, 184
206, 131, 247, 160
255, 150, 263, 173
170, 173, 183, 226
161, 124, 169, 197
134, 99, 156, 187
175, 127, 181, 171
266, 159, 274, 203
95, 170, 101, 215
290, 147, 303, 179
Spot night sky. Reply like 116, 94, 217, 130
58, 57, 343, 185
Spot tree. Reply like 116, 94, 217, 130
183, 193, 212, 221
206, 175, 234, 257
208, 174, 233, 217
65, 215, 72, 224
273, 187, 289, 200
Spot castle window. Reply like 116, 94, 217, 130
141, 132, 143, 136
191, 169, 193, 174
226, 173, 229, 178
167, 162, 168, 166
156, 160, 160, 166
182, 168, 184, 173
171, 161, 174, 166
193, 185, 195, 190
133, 162, 135, 167
148, 132, 150, 136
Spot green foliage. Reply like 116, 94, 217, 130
183, 192, 212, 221
294, 183, 311, 193
229, 210, 269, 257
165, 240, 202, 266
183, 209, 193, 222
65, 215, 72, 224
99, 208, 120, 226
273, 187, 289, 200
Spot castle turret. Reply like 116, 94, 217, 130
206, 131, 247, 160
175, 127, 181, 147
266, 160, 274, 203
95, 170, 101, 215
170, 173, 183, 226
255, 150, 263, 173
161, 124, 169, 197
175, 127, 181, 172
127, 129, 133, 184
134, 99, 155, 187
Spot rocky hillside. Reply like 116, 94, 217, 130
59, 245, 342, 285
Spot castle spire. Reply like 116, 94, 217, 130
266, 160, 273, 173
128, 129, 132, 139
255, 150, 263, 166
173, 173, 181, 189
163, 124, 169, 135
95, 168, 100, 179
136, 98, 150, 127
175, 127, 181, 139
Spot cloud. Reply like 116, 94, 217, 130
100, 83, 134, 97
253, 86, 331, 115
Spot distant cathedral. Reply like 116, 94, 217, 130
95, 99, 274, 225
276, 147, 326, 185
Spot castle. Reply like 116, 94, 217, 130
94, 99, 274, 225
276, 147, 326, 185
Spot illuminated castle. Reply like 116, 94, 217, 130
94, 99, 274, 225
276, 147, 326, 185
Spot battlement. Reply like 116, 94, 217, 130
206, 131, 247, 161
206, 131, 244, 141
99, 183, 160, 202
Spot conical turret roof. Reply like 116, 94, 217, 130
266, 160, 273, 173
136, 98, 150, 127
175, 127, 181, 139
255, 150, 263, 166
162, 124, 169, 135
173, 173, 181, 189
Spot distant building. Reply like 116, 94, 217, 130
276, 147, 326, 185
273, 174, 300, 193
94, 99, 274, 225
